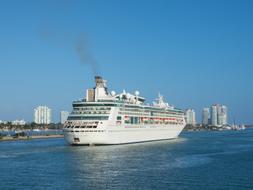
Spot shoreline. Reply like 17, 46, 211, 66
0, 134, 64, 142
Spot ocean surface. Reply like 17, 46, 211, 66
1, 129, 253, 190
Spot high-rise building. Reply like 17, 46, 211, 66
202, 107, 210, 125
60, 111, 69, 124
185, 109, 196, 125
210, 105, 218, 126
218, 105, 227, 125
210, 104, 228, 126
34, 106, 52, 124
217, 105, 222, 125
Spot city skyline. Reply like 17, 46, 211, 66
202, 104, 228, 126
0, 0, 253, 124
1, 104, 231, 125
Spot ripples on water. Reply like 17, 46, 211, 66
1, 129, 253, 190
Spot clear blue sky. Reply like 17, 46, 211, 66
0, 0, 252, 124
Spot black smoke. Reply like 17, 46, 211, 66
40, 29, 99, 76
75, 33, 99, 76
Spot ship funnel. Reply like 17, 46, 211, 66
95, 76, 107, 88
94, 76, 108, 96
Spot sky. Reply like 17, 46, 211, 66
0, 0, 252, 124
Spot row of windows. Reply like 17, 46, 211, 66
125, 121, 183, 125
118, 111, 150, 116
73, 102, 183, 113
152, 113, 183, 118
119, 109, 183, 117
142, 121, 183, 125
120, 108, 149, 112
72, 111, 110, 115
119, 111, 182, 118
65, 130, 105, 133
73, 103, 117, 107
68, 116, 109, 120
65, 126, 97, 129
74, 107, 111, 111
152, 112, 182, 117
73, 101, 183, 111
124, 116, 183, 125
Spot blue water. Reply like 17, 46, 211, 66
1, 129, 62, 136
1, 129, 253, 190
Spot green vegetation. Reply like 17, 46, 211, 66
183, 124, 221, 131
0, 122, 63, 131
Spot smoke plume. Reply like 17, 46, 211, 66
40, 29, 99, 76
75, 33, 99, 76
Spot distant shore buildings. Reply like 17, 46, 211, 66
202, 104, 228, 127
12, 119, 26, 125
0, 120, 26, 125
60, 111, 69, 124
34, 106, 52, 124
185, 109, 196, 126
0, 107, 69, 125
0, 120, 6, 124
1, 103, 229, 127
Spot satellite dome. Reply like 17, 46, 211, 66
135, 91, 140, 96
111, 91, 116, 96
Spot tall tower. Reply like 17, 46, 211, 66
210, 105, 218, 126
202, 107, 210, 125
34, 106, 52, 124
217, 105, 222, 125
185, 109, 196, 125
220, 105, 228, 125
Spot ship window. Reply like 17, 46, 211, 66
117, 116, 122, 120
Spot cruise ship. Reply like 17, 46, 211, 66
63, 76, 186, 145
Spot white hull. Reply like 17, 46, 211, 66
64, 76, 186, 146
64, 124, 185, 145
